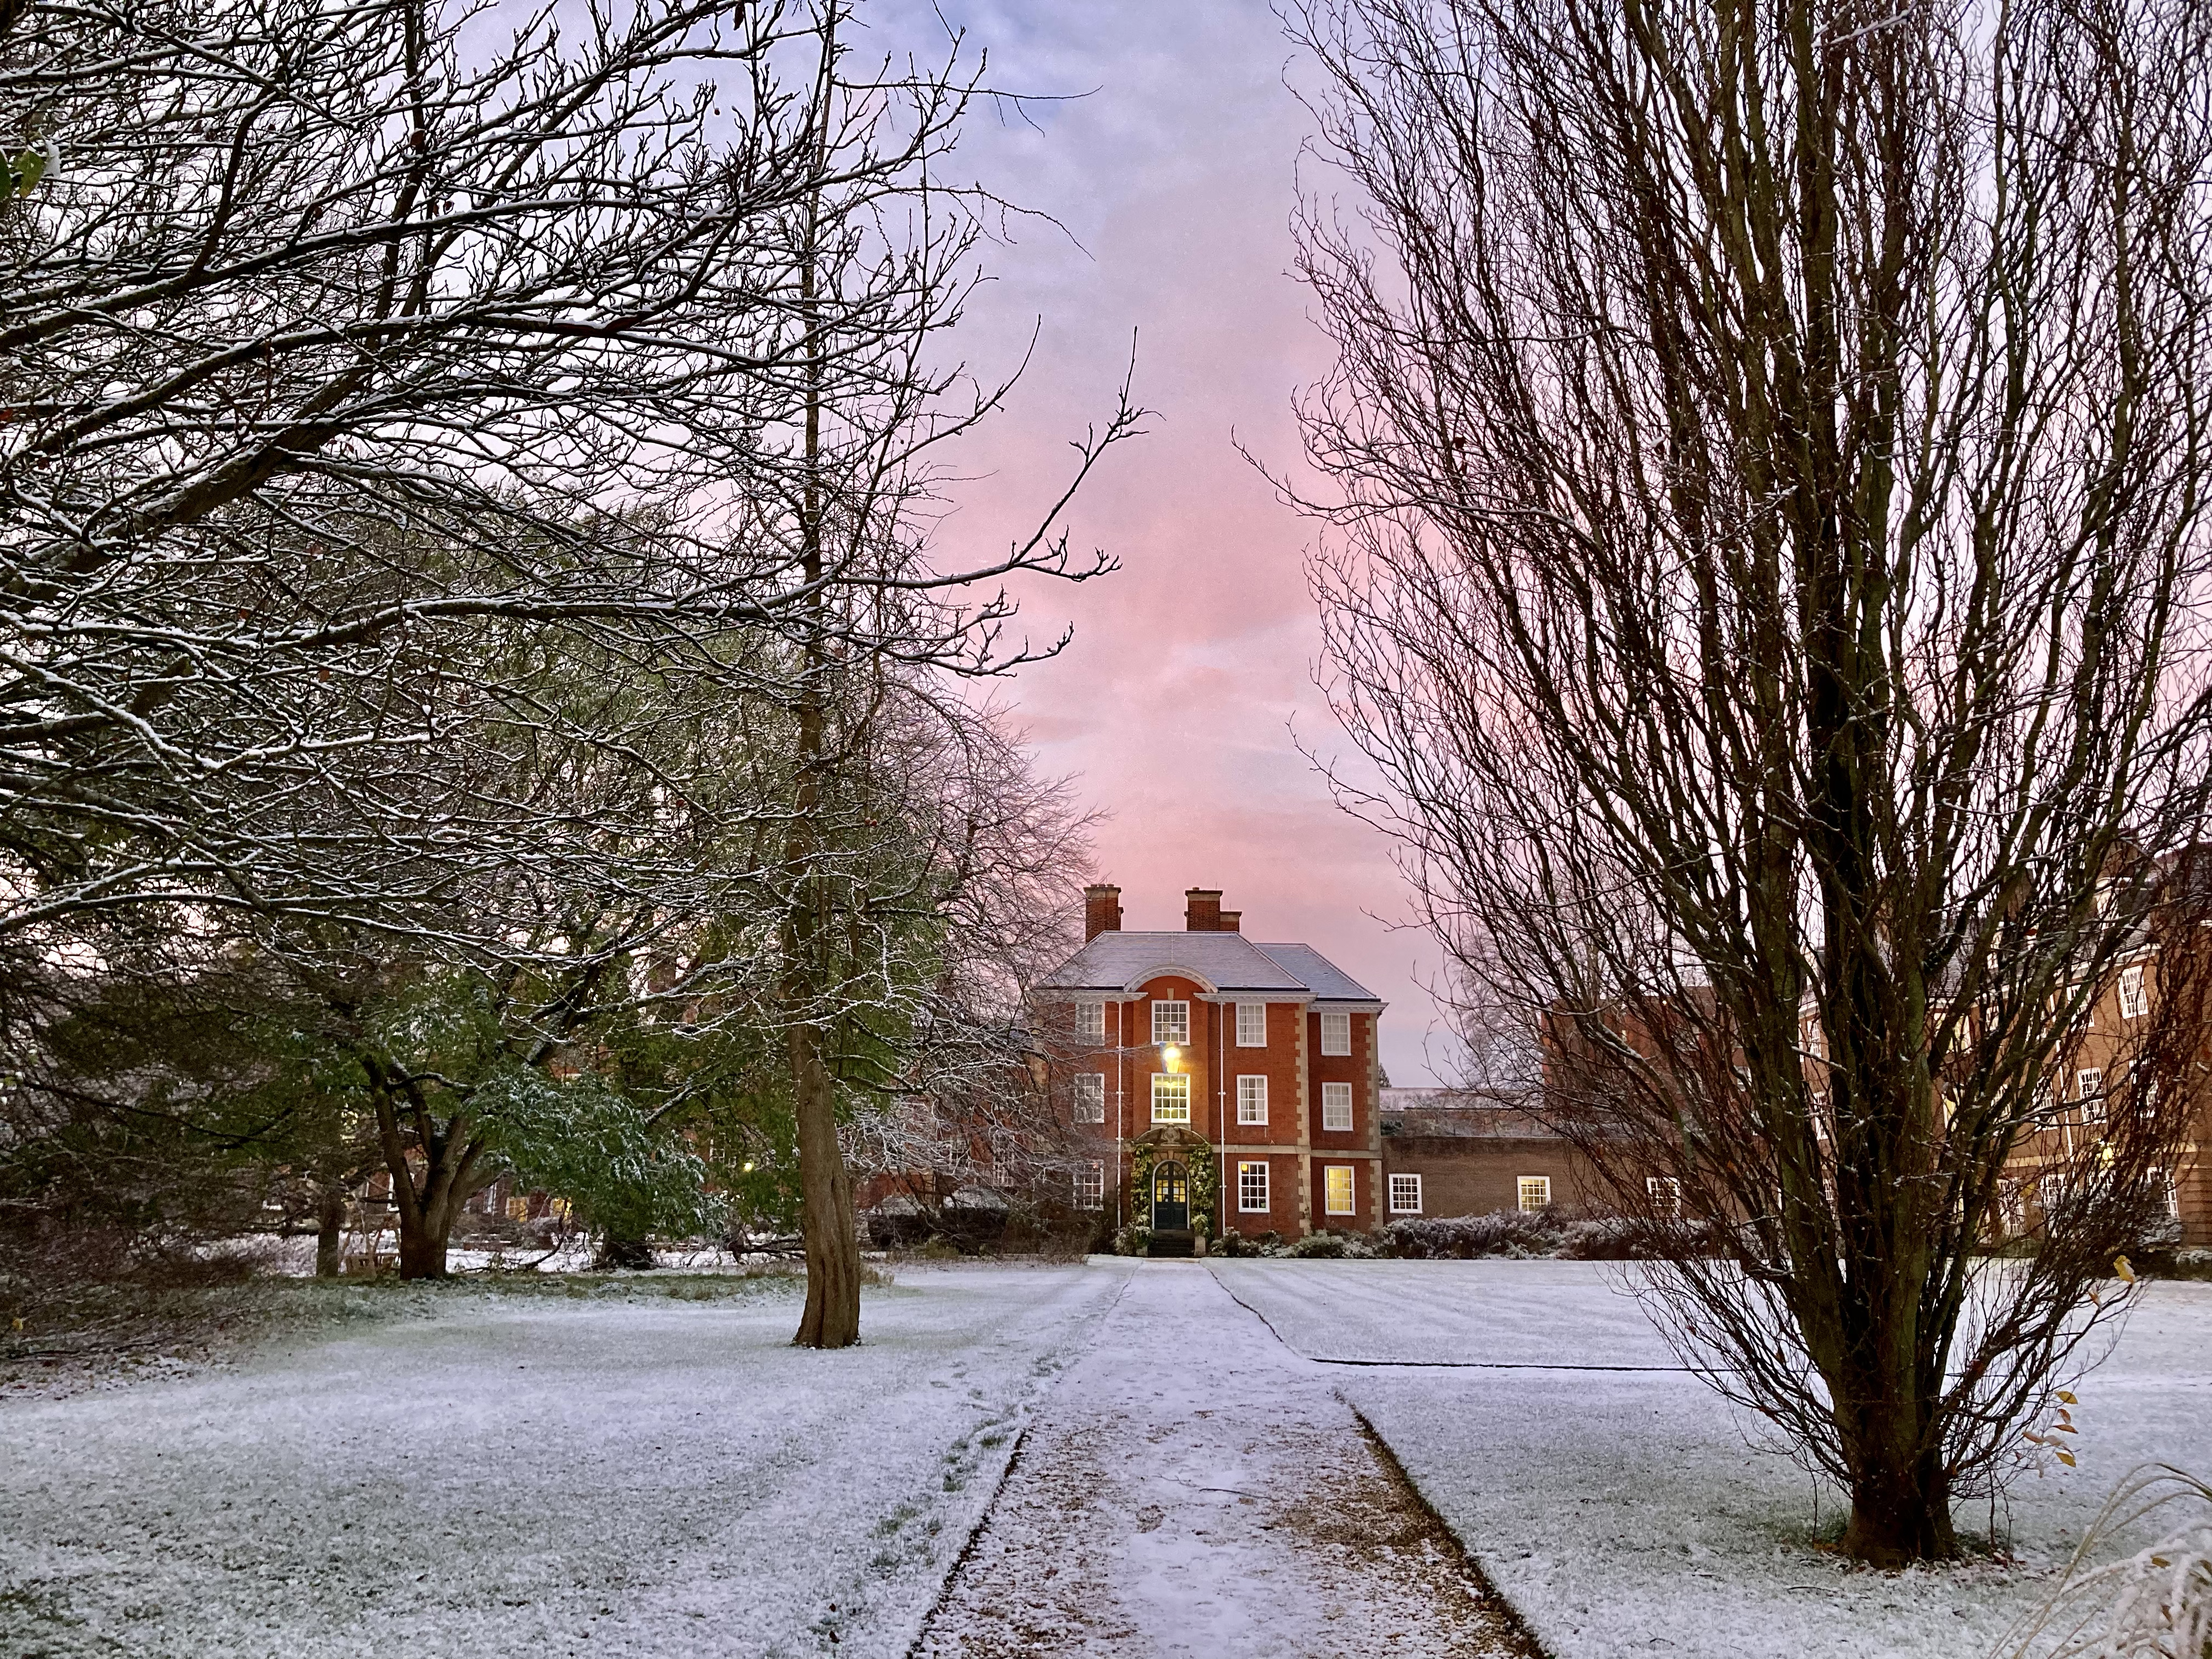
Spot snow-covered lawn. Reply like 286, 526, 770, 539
1212, 1259, 2212, 1659
1, 1263, 1129, 1659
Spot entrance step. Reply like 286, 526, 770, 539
1146, 1229, 1197, 1259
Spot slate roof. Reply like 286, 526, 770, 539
1038, 930, 1381, 1005
1251, 943, 1380, 1005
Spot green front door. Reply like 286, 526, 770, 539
1151, 1160, 1189, 1231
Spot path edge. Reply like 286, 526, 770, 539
1340, 1394, 1556, 1659
1207, 1261, 1555, 1657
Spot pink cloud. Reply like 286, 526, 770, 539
886, 0, 1458, 1083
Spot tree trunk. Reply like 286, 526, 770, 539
314, 1186, 345, 1278
395, 1209, 453, 1279
594, 1234, 657, 1271
791, 1019, 861, 1347
1842, 1438, 1956, 1566
785, 66, 860, 1351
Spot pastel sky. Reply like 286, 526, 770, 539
869, 1, 1459, 1085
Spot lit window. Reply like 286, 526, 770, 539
1152, 1074, 1191, 1124
1077, 1001, 1105, 1043
1075, 1161, 1105, 1210
1517, 1175, 1551, 1212
1152, 1000, 1190, 1046
1388, 1172, 1423, 1214
1071, 1073, 1105, 1124
1237, 1075, 1268, 1125
1647, 1176, 1682, 1217
1238, 1161, 1270, 1212
1324, 1165, 1356, 1215
1236, 1001, 1267, 1047
1322, 1081, 1353, 1131
2119, 966, 2147, 1020
1320, 1011, 1351, 1056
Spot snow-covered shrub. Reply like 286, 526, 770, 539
1283, 1230, 1350, 1258
1110, 1224, 1152, 1257
1215, 1228, 1282, 1258
1992, 1465, 2212, 1658
1386, 1209, 1563, 1259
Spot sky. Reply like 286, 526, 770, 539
865, 1, 1459, 1086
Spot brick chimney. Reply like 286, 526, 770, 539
1184, 888, 1223, 932
1217, 910, 1241, 933
1084, 883, 1123, 942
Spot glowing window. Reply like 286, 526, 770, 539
1517, 1175, 1552, 1212
1324, 1165, 1356, 1215
1151, 1074, 1191, 1124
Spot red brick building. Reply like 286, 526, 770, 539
1036, 885, 1387, 1248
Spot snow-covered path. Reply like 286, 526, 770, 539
915, 1261, 1537, 1659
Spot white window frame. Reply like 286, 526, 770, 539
1071, 1073, 1105, 1124
1647, 1175, 1683, 1217
1075, 1161, 1105, 1210
1319, 1011, 1351, 1056
1517, 1174, 1552, 1212
2119, 965, 2148, 1020
1151, 1073, 1192, 1124
1321, 1081, 1353, 1131
1152, 999, 1190, 1046
1388, 1172, 1423, 1215
1236, 1074, 1268, 1126
1323, 1164, 1356, 1216
2149, 1167, 2180, 1218
1076, 1000, 1105, 1043
1235, 1001, 1267, 1048
2078, 1068, 2105, 1121
1238, 1160, 1270, 1213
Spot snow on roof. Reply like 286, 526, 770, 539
1039, 930, 1307, 994
1252, 942, 1381, 1006
1038, 930, 1380, 1005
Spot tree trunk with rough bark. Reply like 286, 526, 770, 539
314, 1186, 345, 1279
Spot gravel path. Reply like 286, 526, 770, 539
915, 1261, 1541, 1659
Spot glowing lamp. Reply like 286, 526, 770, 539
1161, 1045, 1182, 1071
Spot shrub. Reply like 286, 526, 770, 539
1283, 1230, 1349, 1259
1386, 1209, 1564, 1259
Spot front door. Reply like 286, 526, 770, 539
1151, 1161, 1189, 1231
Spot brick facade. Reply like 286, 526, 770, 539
1039, 886, 1386, 1240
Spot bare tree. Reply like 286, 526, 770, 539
1290, 0, 2212, 1562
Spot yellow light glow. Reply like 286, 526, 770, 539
742, 1161, 757, 1173
1161, 1045, 1181, 1070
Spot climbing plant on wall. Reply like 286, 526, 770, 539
1128, 1136, 1218, 1237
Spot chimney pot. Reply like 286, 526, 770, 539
1084, 883, 1123, 942
1184, 888, 1223, 932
